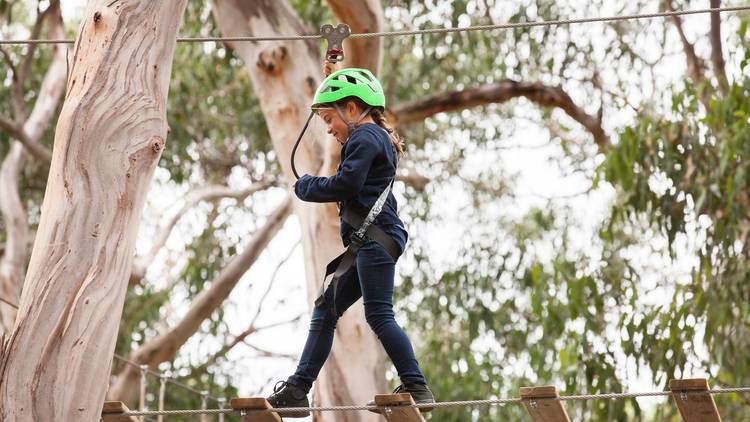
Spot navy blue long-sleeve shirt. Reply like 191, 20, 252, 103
294, 123, 408, 254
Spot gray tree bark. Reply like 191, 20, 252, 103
0, 1, 188, 420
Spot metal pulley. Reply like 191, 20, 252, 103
291, 23, 352, 180
320, 23, 351, 63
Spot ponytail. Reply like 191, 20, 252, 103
334, 96, 406, 159
371, 108, 406, 159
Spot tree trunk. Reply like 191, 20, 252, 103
325, 0, 383, 72
210, 1, 387, 420
0, 1, 66, 335
0, 1, 187, 421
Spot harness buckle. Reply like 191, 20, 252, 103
349, 231, 367, 248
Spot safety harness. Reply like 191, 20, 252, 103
315, 147, 400, 315
291, 23, 401, 314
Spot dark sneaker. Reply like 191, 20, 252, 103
267, 380, 310, 418
367, 382, 435, 414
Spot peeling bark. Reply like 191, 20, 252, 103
0, 2, 187, 420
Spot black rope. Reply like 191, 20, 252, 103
290, 111, 315, 180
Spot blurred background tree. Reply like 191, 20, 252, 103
1, 0, 748, 420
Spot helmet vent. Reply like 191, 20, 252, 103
358, 71, 374, 82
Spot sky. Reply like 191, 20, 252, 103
6, 1, 742, 420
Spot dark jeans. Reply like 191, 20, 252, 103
287, 240, 426, 393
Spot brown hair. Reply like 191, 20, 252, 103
335, 97, 406, 159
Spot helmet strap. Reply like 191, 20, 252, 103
334, 103, 372, 139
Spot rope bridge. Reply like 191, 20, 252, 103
102, 378, 749, 422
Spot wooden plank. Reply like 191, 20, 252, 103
373, 393, 427, 421
670, 379, 722, 422
520, 385, 571, 422
101, 401, 140, 422
230, 397, 296, 421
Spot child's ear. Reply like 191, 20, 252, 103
347, 101, 358, 116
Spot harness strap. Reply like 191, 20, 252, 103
341, 206, 400, 261
314, 181, 400, 315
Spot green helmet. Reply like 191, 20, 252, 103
312, 68, 385, 110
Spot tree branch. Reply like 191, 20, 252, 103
0, 47, 18, 82
129, 181, 274, 285
179, 238, 300, 374
108, 195, 294, 403
22, 1, 67, 144
665, 0, 707, 88
243, 340, 299, 360
247, 239, 301, 328
0, 143, 29, 333
709, 0, 728, 93
16, 1, 61, 118
0, 116, 52, 164
391, 80, 610, 152
195, 314, 303, 373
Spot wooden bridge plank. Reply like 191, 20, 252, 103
670, 379, 722, 422
101, 401, 140, 422
230, 397, 288, 421
373, 393, 426, 422
520, 385, 571, 422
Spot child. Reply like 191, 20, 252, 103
266, 68, 435, 417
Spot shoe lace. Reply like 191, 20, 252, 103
392, 384, 406, 394
273, 380, 289, 394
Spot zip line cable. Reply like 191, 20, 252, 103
348, 5, 750, 38
1, 6, 749, 45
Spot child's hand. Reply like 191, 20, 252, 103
293, 174, 312, 199
323, 60, 338, 76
